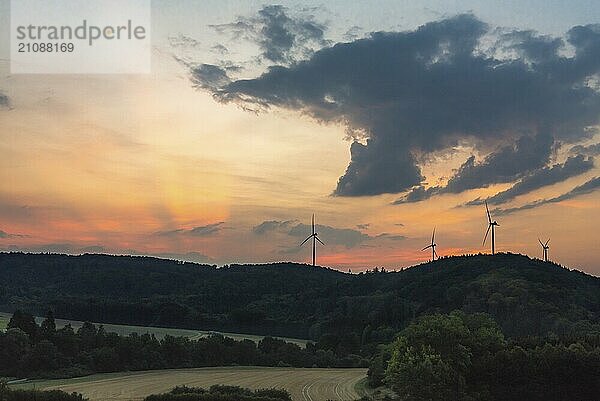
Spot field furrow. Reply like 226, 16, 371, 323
32, 367, 367, 401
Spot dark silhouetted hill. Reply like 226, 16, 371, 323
1, 252, 598, 344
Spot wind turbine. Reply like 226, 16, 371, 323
300, 214, 325, 266
539, 238, 550, 262
483, 201, 500, 255
421, 227, 438, 261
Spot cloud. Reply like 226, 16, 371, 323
190, 64, 231, 91
80, 245, 107, 253
252, 219, 297, 235
394, 185, 440, 204
189, 222, 225, 236
10, 243, 75, 253
570, 143, 600, 157
151, 251, 214, 264
500, 30, 563, 64
156, 222, 225, 237
169, 34, 201, 48
375, 233, 407, 241
0, 229, 27, 239
193, 14, 600, 197
444, 135, 555, 193
343, 26, 364, 41
0, 243, 213, 264
211, 44, 229, 55
493, 176, 600, 215
0, 241, 109, 255
277, 245, 303, 255
210, 5, 328, 64
466, 155, 594, 205
396, 134, 556, 203
253, 219, 384, 248
0, 92, 9, 109
288, 223, 370, 248
335, 141, 425, 196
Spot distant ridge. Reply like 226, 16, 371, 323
1, 252, 598, 341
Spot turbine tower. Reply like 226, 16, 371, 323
483, 201, 500, 255
300, 214, 325, 266
421, 227, 438, 261
539, 238, 550, 262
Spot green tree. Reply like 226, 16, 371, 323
0, 328, 30, 375
22, 340, 61, 373
40, 310, 57, 340
8, 310, 37, 341
385, 312, 504, 401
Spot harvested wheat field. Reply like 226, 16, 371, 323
32, 367, 368, 401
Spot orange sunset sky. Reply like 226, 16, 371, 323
1, 1, 599, 274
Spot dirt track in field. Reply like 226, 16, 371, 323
41, 367, 367, 401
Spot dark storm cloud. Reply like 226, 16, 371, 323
0, 92, 9, 109
156, 222, 224, 237
194, 14, 600, 197
395, 134, 555, 203
570, 143, 600, 157
445, 134, 555, 193
493, 176, 600, 216
210, 5, 328, 64
393, 185, 439, 204
466, 155, 594, 206
335, 140, 425, 196
190, 64, 231, 91
343, 26, 363, 41
500, 30, 563, 63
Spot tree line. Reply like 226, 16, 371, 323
370, 311, 600, 401
144, 385, 292, 401
0, 310, 366, 379
1, 253, 598, 349
0, 383, 293, 401
0, 381, 85, 401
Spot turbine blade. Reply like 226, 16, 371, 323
422, 245, 433, 251
483, 224, 491, 246
545, 239, 550, 246
539, 238, 544, 247
316, 236, 325, 245
434, 249, 438, 258
300, 235, 312, 246
312, 214, 315, 235
485, 201, 492, 223
432, 227, 436, 244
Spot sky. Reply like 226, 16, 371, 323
1, 1, 599, 274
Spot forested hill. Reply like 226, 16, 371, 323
1, 252, 598, 346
